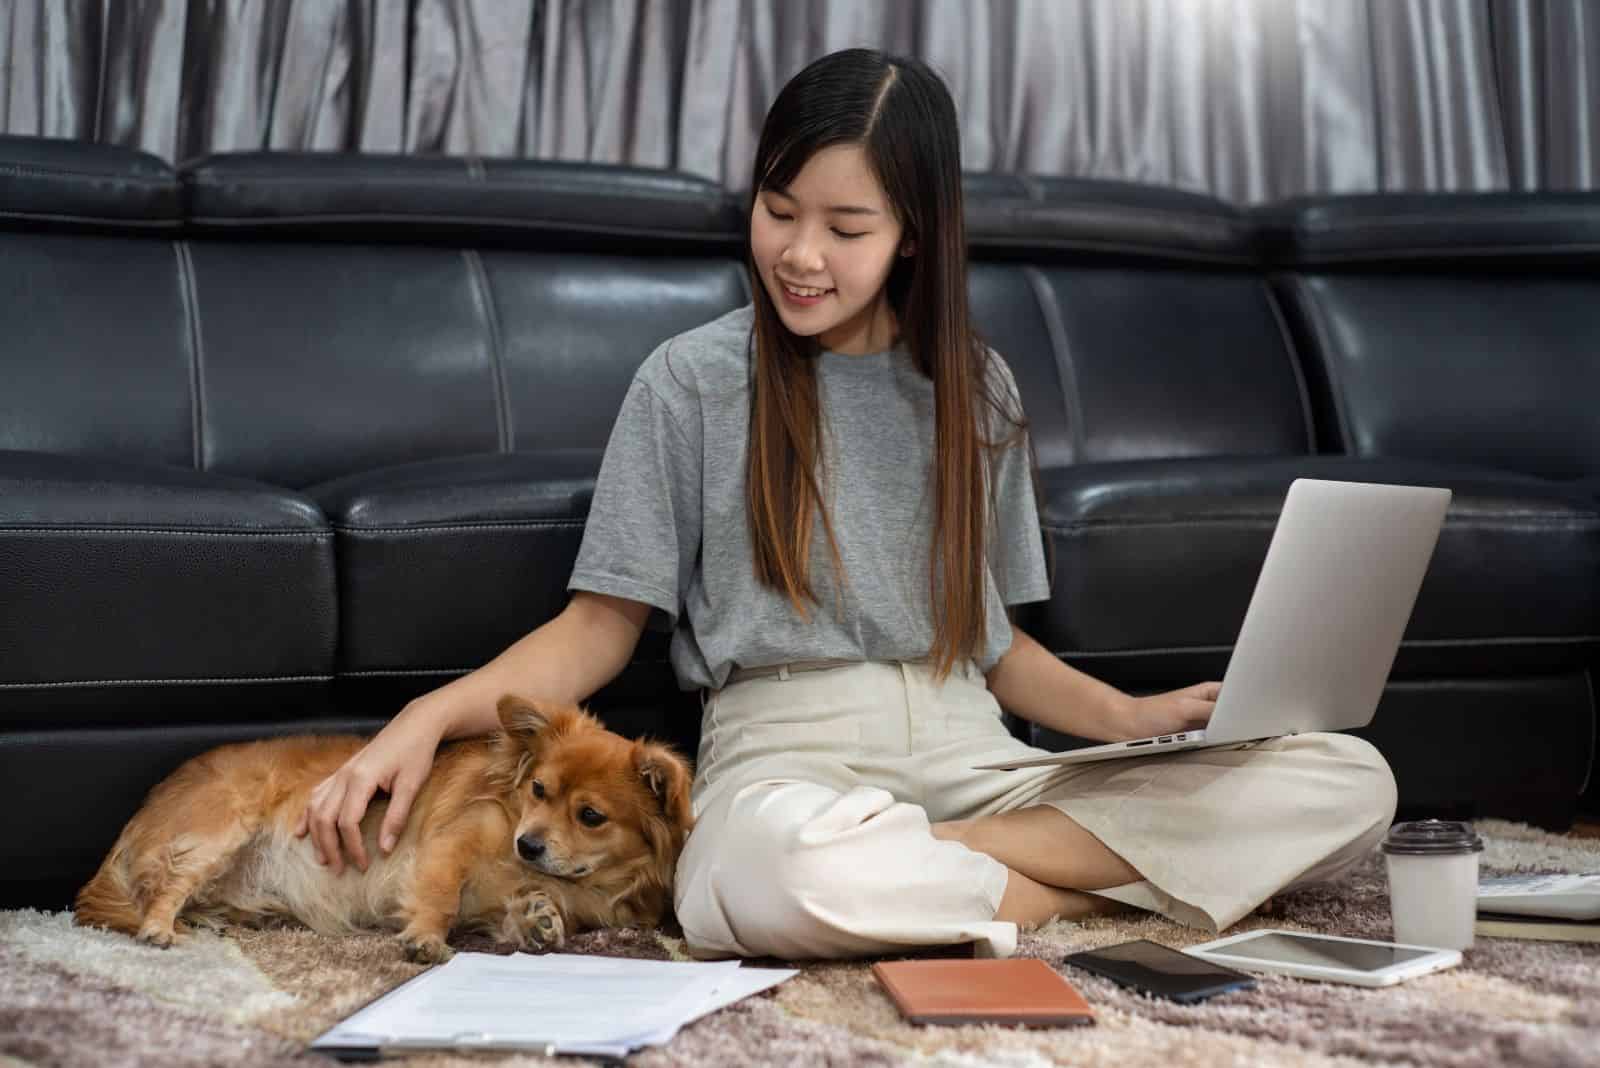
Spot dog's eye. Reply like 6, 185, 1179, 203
579, 806, 606, 828
531, 780, 545, 799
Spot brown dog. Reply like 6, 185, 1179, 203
74, 697, 693, 963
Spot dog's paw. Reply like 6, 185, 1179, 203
400, 932, 454, 965
503, 891, 566, 950
135, 924, 177, 948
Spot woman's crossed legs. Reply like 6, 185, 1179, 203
674, 731, 1395, 960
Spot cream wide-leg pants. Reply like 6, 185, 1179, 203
672, 660, 1398, 961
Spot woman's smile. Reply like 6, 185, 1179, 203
777, 277, 834, 306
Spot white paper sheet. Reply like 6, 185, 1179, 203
311, 951, 797, 1058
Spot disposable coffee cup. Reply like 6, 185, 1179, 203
1381, 819, 1484, 950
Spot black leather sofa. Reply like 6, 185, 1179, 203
2, 134, 1596, 909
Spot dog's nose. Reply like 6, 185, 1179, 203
516, 835, 546, 862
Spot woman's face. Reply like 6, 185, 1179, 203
750, 144, 910, 355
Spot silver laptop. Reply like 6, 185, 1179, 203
975, 478, 1451, 770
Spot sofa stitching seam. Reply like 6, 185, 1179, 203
331, 521, 584, 533
463, 248, 512, 452
175, 240, 207, 470
1288, 275, 1358, 451
1261, 276, 1317, 453
0, 675, 334, 688
0, 164, 171, 183
0, 528, 331, 537
1024, 266, 1084, 461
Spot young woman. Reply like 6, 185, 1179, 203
299, 48, 1396, 960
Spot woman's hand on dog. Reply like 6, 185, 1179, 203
295, 700, 444, 873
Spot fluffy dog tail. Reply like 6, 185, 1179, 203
74, 842, 144, 935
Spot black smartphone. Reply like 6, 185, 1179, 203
1062, 939, 1256, 1004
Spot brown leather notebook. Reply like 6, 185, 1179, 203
871, 958, 1095, 1028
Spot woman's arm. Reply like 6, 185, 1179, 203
429, 590, 652, 740
984, 623, 1218, 743
983, 625, 1133, 741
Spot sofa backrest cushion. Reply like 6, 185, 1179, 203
969, 263, 1310, 466
966, 175, 1257, 266
183, 152, 745, 252
186, 241, 750, 487
2, 141, 1323, 485
482, 253, 748, 453
187, 241, 503, 486
0, 134, 180, 230
0, 139, 194, 465
1257, 192, 1600, 266
0, 231, 196, 465
1265, 194, 1600, 480
965, 179, 1308, 465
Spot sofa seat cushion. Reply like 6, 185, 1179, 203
1028, 455, 1600, 689
0, 451, 336, 723
308, 451, 677, 682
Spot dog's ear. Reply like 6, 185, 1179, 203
489, 696, 570, 792
635, 741, 693, 840
497, 695, 559, 741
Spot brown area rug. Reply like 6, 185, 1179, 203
2, 818, 1597, 1068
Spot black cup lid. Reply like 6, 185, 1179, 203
1381, 819, 1484, 856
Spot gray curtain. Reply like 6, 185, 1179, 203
1, 0, 1594, 201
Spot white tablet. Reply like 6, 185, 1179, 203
1184, 929, 1461, 987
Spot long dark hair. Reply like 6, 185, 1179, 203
744, 48, 1029, 680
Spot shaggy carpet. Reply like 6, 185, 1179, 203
1, 818, 1596, 1068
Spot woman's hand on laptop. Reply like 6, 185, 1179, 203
1112, 682, 1220, 741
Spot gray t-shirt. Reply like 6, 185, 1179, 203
568, 304, 1050, 691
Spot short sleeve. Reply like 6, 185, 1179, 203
568, 372, 702, 632
985, 354, 1051, 607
